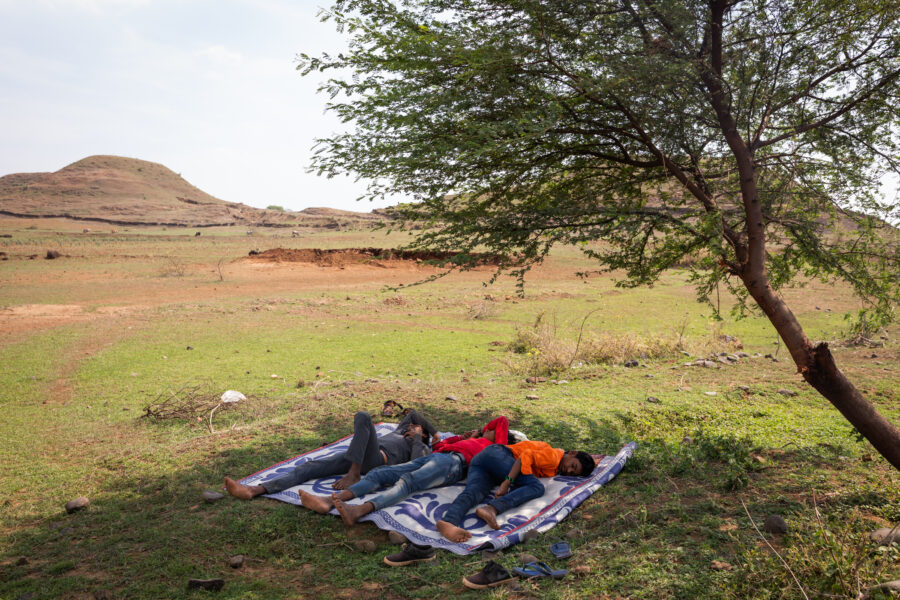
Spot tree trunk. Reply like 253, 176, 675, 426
742, 274, 900, 471
803, 342, 900, 470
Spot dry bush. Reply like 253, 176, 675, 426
467, 300, 500, 320
506, 312, 741, 375
159, 255, 187, 277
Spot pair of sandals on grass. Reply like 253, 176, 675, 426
463, 541, 573, 590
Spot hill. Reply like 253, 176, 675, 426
0, 155, 385, 228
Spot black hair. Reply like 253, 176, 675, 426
573, 451, 596, 477
507, 431, 523, 445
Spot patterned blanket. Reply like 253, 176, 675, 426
239, 423, 635, 555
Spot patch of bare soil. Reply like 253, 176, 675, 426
247, 247, 504, 268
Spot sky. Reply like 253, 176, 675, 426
0, 0, 390, 212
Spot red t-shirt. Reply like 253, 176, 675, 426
432, 416, 509, 465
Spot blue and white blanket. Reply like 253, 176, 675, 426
239, 423, 635, 555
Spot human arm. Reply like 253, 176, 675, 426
496, 458, 521, 497
405, 426, 429, 459
397, 410, 438, 444
480, 416, 509, 445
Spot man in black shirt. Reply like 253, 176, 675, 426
224, 410, 437, 499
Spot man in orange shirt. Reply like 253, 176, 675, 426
436, 441, 595, 543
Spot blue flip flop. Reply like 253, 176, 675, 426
550, 540, 573, 559
512, 561, 568, 580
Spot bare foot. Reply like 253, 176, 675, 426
224, 477, 265, 500
436, 520, 472, 542
476, 505, 500, 530
332, 473, 360, 490
299, 490, 334, 514
332, 490, 355, 502
334, 499, 373, 526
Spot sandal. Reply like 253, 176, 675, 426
512, 561, 568, 580
550, 540, 572, 559
380, 400, 405, 417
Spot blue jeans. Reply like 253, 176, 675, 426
349, 452, 466, 510
441, 444, 544, 526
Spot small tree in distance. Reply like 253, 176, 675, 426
299, 0, 900, 468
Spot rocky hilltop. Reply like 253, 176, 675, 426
0, 155, 385, 228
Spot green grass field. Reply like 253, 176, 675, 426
0, 220, 897, 599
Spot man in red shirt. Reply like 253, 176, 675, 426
298, 417, 511, 525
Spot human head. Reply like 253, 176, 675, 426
557, 450, 596, 477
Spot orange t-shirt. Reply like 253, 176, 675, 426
509, 441, 564, 477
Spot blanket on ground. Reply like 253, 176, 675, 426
239, 423, 635, 555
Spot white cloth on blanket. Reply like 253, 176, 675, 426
239, 423, 635, 555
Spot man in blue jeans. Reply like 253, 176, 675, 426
223, 410, 437, 499
436, 441, 595, 542
297, 417, 511, 525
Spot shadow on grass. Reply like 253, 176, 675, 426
0, 405, 628, 599
2, 404, 896, 600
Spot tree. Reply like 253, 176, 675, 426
300, 0, 900, 468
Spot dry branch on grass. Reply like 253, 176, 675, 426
141, 383, 262, 432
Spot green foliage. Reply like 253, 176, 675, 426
302, 0, 900, 321
266, 205, 285, 212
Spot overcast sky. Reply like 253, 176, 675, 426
0, 0, 391, 212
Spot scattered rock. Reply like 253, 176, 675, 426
474, 392, 484, 398
704, 391, 717, 396
711, 560, 733, 571
737, 352, 750, 358
45, 250, 62, 259
228, 555, 244, 569
186, 346, 193, 350
566, 529, 580, 540
525, 376, 547, 383
202, 490, 225, 503
646, 396, 661, 403
518, 553, 539, 565
481, 549, 500, 560
523, 529, 540, 542
354, 539, 377, 553
718, 356, 732, 365
777, 389, 798, 397
737, 385, 750, 393
187, 578, 224, 592
446, 395, 458, 402
871, 527, 900, 546
525, 394, 539, 400
624, 359, 639, 367
701, 360, 718, 368
555, 379, 569, 384
65, 496, 90, 514
388, 531, 407, 545
571, 565, 592, 577
763, 515, 788, 534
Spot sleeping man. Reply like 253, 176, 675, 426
224, 409, 437, 499
297, 417, 512, 523
436, 440, 596, 542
